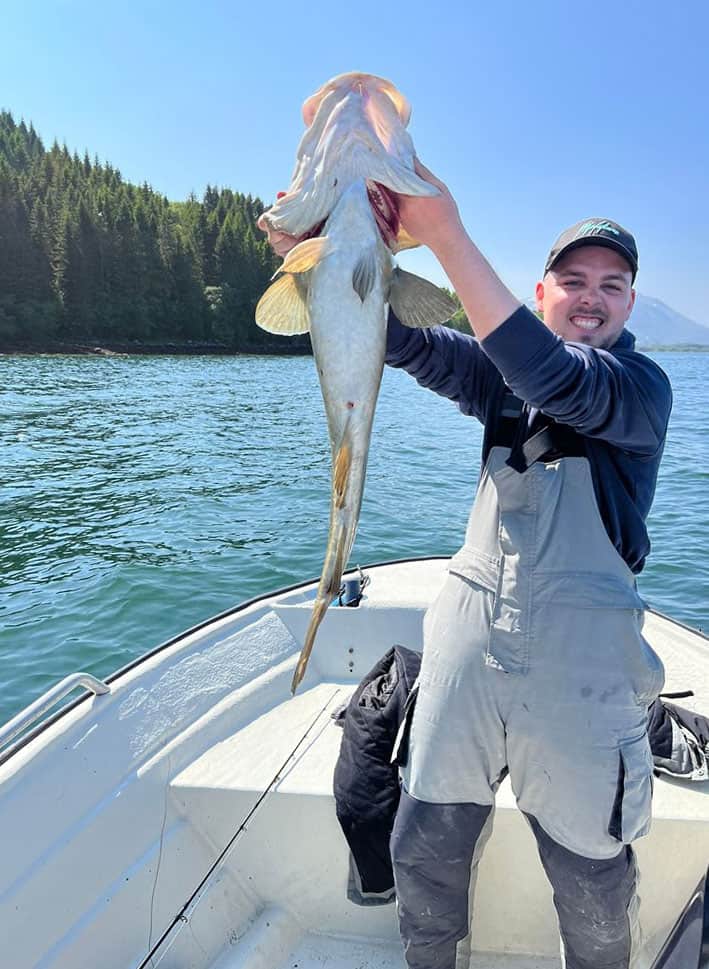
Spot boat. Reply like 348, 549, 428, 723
1, 556, 708, 969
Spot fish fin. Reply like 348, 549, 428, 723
352, 248, 379, 302
394, 226, 421, 252
333, 441, 351, 507
291, 522, 348, 693
255, 273, 311, 334
388, 267, 458, 327
280, 236, 329, 275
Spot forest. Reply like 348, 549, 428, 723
0, 111, 465, 352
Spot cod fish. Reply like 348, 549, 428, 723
256, 73, 456, 693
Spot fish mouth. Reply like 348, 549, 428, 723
367, 180, 399, 249
302, 72, 411, 127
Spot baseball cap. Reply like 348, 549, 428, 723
544, 218, 638, 280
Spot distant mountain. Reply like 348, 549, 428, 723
627, 294, 709, 347
524, 293, 709, 348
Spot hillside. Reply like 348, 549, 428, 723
2, 110, 706, 354
627, 293, 709, 348
0, 111, 308, 352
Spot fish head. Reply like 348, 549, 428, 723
260, 72, 436, 248
302, 72, 411, 129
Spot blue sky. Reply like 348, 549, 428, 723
2, 0, 707, 322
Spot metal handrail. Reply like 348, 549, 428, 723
0, 673, 110, 752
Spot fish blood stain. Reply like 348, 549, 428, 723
346, 401, 355, 409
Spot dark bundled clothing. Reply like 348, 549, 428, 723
332, 644, 421, 904
386, 306, 672, 574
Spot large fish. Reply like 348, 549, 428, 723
256, 72, 456, 693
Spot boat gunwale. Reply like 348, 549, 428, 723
0, 554, 449, 767
0, 554, 705, 769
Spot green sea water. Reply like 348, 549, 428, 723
1, 351, 707, 726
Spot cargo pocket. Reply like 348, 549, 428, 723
391, 683, 419, 768
608, 733, 654, 843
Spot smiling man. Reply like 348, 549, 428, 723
385, 168, 672, 969
539, 218, 638, 347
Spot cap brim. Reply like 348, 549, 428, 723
546, 237, 637, 279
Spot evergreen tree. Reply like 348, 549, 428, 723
0, 109, 443, 353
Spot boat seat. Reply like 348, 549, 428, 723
170, 671, 709, 962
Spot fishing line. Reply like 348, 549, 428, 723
136, 686, 341, 969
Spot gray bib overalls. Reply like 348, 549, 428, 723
390, 403, 664, 969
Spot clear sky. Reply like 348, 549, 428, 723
2, 0, 707, 322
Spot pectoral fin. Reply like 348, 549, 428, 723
352, 248, 379, 302
280, 236, 329, 275
255, 273, 310, 334
388, 267, 458, 327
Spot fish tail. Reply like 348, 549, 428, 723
291, 522, 349, 694
291, 438, 357, 694
291, 596, 330, 694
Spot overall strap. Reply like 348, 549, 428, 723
481, 387, 523, 465
483, 387, 586, 473
506, 422, 586, 473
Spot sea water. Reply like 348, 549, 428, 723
1, 351, 706, 725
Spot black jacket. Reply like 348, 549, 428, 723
333, 644, 421, 904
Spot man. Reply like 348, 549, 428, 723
386, 162, 672, 969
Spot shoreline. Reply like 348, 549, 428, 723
1, 341, 707, 357
0, 341, 313, 357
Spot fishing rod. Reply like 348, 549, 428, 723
136, 686, 341, 969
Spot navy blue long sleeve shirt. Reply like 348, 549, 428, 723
386, 305, 672, 574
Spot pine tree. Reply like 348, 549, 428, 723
0, 110, 301, 351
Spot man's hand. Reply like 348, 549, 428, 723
395, 158, 520, 341
396, 159, 467, 259
257, 193, 299, 258
257, 219, 299, 258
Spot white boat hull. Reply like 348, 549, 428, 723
1, 558, 707, 968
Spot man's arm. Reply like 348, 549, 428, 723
481, 306, 672, 455
396, 161, 672, 455
395, 161, 521, 341
386, 311, 500, 422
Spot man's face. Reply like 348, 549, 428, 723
535, 246, 635, 349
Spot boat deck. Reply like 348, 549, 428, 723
168, 672, 570, 965
210, 919, 561, 969
171, 657, 709, 968
2, 559, 709, 968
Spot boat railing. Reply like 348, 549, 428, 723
0, 673, 110, 753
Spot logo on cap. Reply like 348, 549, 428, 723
574, 220, 620, 240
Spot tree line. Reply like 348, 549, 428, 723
0, 110, 468, 352
0, 110, 311, 351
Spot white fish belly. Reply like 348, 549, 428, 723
308, 252, 387, 459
